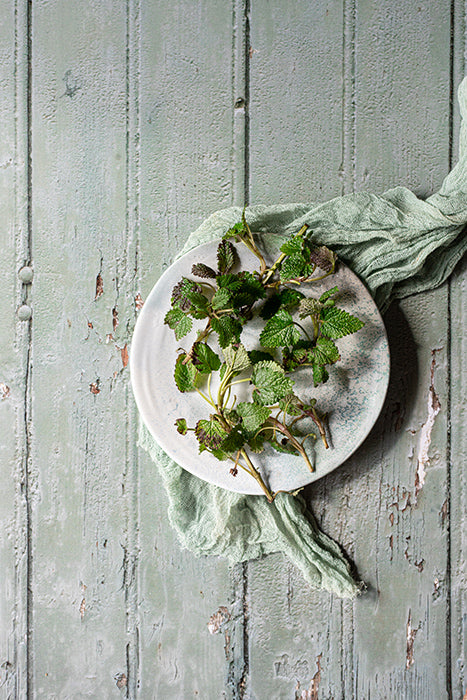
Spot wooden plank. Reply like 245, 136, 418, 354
29, 2, 135, 696
0, 2, 30, 697
248, 0, 345, 204
450, 8, 467, 696
350, 2, 453, 697
449, 258, 467, 699
246, 1, 455, 698
247, 2, 347, 698
353, 0, 452, 197
136, 1, 245, 697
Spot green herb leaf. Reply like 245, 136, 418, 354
261, 288, 305, 320
311, 363, 329, 385
320, 306, 365, 339
237, 402, 271, 436
211, 287, 231, 311
298, 297, 323, 319
164, 307, 193, 340
280, 237, 303, 256
216, 273, 242, 292
223, 221, 246, 240
210, 315, 242, 348
247, 432, 267, 453
282, 344, 310, 372
223, 343, 251, 374
319, 285, 339, 303
171, 277, 209, 318
191, 342, 221, 373
259, 308, 301, 348
217, 239, 236, 274
279, 253, 307, 282
251, 360, 294, 405
174, 354, 197, 392
194, 418, 229, 450
311, 336, 341, 365
192, 263, 217, 278
175, 418, 188, 434
282, 337, 340, 383
230, 272, 265, 309
280, 288, 306, 307
309, 245, 336, 272
248, 349, 275, 365
220, 428, 245, 453
278, 393, 303, 416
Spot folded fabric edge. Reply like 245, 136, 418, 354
137, 421, 361, 599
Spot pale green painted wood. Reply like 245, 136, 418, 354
249, 0, 345, 203
243, 1, 461, 699
246, 4, 348, 698
29, 2, 134, 696
136, 1, 244, 697
1, 1, 466, 698
449, 13, 467, 696
450, 260, 467, 699
350, 2, 453, 696
353, 0, 452, 197
0, 2, 31, 697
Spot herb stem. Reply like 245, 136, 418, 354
261, 224, 308, 285
267, 416, 314, 472
293, 321, 313, 342
239, 448, 274, 502
194, 386, 217, 409
227, 377, 251, 388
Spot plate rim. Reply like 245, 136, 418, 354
130, 238, 390, 494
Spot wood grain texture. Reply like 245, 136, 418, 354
248, 0, 345, 203
137, 1, 245, 697
1, 0, 465, 698
29, 1, 133, 696
0, 1, 31, 697
245, 1, 464, 699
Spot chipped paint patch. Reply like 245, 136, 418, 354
415, 350, 441, 499
0, 383, 10, 399
95, 273, 104, 299
116, 343, 129, 368
114, 672, 127, 689
135, 293, 144, 310
275, 654, 310, 680
79, 597, 86, 619
406, 609, 418, 669
439, 499, 448, 525
294, 655, 322, 700
90, 380, 100, 395
207, 605, 230, 634
112, 307, 119, 331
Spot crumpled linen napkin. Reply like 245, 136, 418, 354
138, 78, 467, 598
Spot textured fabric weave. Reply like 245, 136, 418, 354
138, 78, 467, 598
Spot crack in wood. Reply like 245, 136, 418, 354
406, 609, 419, 670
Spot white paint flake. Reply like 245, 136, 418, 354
406, 609, 418, 669
415, 351, 441, 499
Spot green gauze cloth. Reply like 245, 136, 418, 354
138, 78, 467, 599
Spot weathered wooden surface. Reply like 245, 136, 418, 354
0, 1, 465, 698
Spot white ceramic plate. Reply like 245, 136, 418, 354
130, 236, 390, 495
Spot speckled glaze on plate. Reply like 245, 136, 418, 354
130, 237, 390, 495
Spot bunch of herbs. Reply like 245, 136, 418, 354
164, 213, 364, 501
